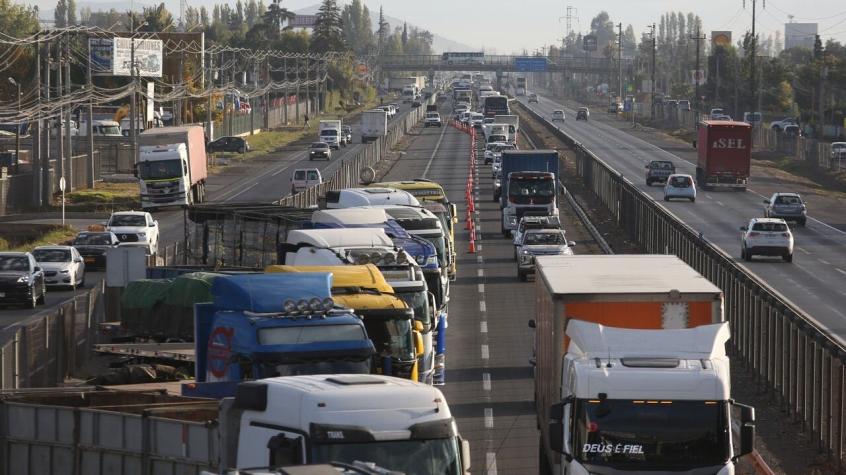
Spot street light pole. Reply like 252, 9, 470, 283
8, 78, 21, 172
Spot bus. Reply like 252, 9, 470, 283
442, 52, 485, 65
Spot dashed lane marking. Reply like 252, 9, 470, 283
421, 121, 449, 179
837, 268, 846, 276
477, 256, 484, 264
478, 269, 485, 277
482, 372, 491, 391
484, 408, 494, 428
478, 283, 485, 293
479, 301, 487, 313
819, 259, 831, 265
480, 321, 488, 333
481, 344, 490, 360
486, 452, 498, 475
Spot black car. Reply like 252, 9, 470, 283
72, 232, 121, 270
0, 252, 46, 308
207, 136, 250, 154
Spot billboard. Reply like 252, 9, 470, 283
711, 31, 732, 48
515, 57, 548, 72
89, 38, 114, 76
583, 35, 598, 52
113, 37, 163, 77
690, 69, 706, 86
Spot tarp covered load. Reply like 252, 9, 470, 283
120, 273, 221, 340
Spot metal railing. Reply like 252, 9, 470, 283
521, 103, 846, 465
379, 55, 633, 73
0, 283, 106, 389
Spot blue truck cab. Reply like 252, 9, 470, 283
186, 273, 375, 398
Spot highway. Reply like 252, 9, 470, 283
520, 93, 846, 342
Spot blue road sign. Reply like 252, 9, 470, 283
515, 57, 548, 72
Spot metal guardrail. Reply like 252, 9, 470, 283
379, 54, 633, 74
520, 103, 846, 466
0, 282, 106, 389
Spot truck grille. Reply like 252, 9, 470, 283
116, 233, 139, 243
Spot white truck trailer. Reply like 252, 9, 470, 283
136, 125, 208, 208
361, 109, 388, 143
0, 375, 471, 474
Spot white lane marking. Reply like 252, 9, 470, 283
484, 408, 494, 428
480, 321, 488, 333
819, 259, 831, 265
716, 201, 725, 207
706, 195, 714, 200
482, 372, 491, 391
481, 344, 489, 360
798, 247, 810, 254
478, 283, 485, 293
477, 244, 483, 251
478, 269, 485, 277
486, 452, 498, 475
226, 181, 261, 200
477, 255, 484, 264
479, 301, 487, 313
216, 151, 306, 200
837, 268, 846, 276
422, 122, 449, 179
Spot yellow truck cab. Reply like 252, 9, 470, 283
266, 264, 425, 383
371, 179, 458, 278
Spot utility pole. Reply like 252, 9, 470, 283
43, 36, 51, 205
650, 23, 656, 120
64, 32, 72, 191
617, 23, 623, 101
690, 26, 706, 118
33, 32, 41, 207
57, 35, 64, 189
86, 34, 95, 188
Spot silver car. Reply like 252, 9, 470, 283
32, 246, 86, 289
516, 228, 574, 281
763, 192, 806, 226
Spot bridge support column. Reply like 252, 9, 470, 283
495, 70, 503, 92
428, 70, 435, 90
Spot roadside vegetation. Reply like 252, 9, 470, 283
0, 225, 77, 252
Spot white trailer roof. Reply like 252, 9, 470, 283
286, 228, 393, 249
536, 255, 721, 298
567, 320, 729, 360
311, 208, 389, 226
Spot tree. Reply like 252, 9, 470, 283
311, 0, 344, 52
54, 0, 68, 27
67, 0, 77, 25
376, 6, 389, 53
341, 0, 373, 55
262, 0, 295, 37
141, 3, 174, 31
401, 22, 408, 47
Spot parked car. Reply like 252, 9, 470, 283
783, 124, 802, 137
71, 231, 120, 270
743, 112, 763, 127
740, 218, 794, 262
528, 94, 539, 104
709, 108, 725, 119
551, 110, 565, 122
0, 252, 46, 308
106, 211, 159, 255
763, 192, 806, 226
32, 246, 85, 289
678, 100, 691, 111
645, 160, 676, 186
663, 174, 696, 202
308, 142, 331, 161
831, 142, 846, 162
576, 107, 590, 121
516, 228, 575, 281
291, 168, 323, 194
770, 117, 797, 132
207, 136, 249, 154
424, 112, 442, 127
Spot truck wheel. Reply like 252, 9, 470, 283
784, 252, 793, 263
518, 270, 527, 282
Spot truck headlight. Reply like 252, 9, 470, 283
137, 232, 147, 239
426, 256, 438, 266
508, 217, 517, 225
60, 270, 70, 274
17, 275, 30, 283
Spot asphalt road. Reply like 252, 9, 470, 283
521, 93, 846, 342
380, 104, 540, 473
0, 272, 104, 328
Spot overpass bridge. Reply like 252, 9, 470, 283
378, 54, 633, 75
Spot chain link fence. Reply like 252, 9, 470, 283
522, 103, 846, 465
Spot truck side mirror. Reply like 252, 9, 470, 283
414, 331, 425, 357
738, 403, 755, 424
549, 422, 566, 455
414, 320, 424, 332
739, 423, 755, 457
449, 203, 458, 223
460, 437, 472, 472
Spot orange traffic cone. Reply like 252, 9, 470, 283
468, 235, 476, 254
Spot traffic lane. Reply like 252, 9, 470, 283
531, 92, 846, 232
522, 97, 846, 337
0, 272, 104, 329
381, 119, 540, 471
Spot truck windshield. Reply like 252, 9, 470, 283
138, 159, 183, 180
509, 178, 555, 203
418, 234, 447, 268
258, 324, 366, 345
362, 317, 415, 362
573, 399, 730, 470
312, 438, 462, 475
394, 289, 431, 328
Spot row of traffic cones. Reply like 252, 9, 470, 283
467, 127, 478, 253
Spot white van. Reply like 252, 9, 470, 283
290, 168, 322, 194
76, 120, 122, 137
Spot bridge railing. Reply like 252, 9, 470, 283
378, 55, 633, 71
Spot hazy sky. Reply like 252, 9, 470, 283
25, 0, 846, 51
281, 0, 846, 53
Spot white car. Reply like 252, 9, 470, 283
740, 218, 794, 262
105, 211, 159, 255
552, 110, 566, 122
424, 112, 442, 127
291, 168, 323, 194
831, 142, 846, 162
484, 141, 509, 165
32, 246, 85, 289
663, 174, 696, 202
516, 228, 575, 281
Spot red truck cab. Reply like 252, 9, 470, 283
695, 120, 752, 191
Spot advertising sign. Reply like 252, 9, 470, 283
515, 57, 548, 72
89, 38, 114, 76
113, 37, 163, 77
711, 31, 732, 48
690, 69, 706, 86
583, 35, 598, 51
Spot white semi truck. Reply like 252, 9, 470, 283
533, 255, 756, 475
136, 125, 208, 208
0, 375, 471, 474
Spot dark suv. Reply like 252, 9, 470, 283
207, 136, 250, 154
0, 252, 46, 308
645, 160, 676, 186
